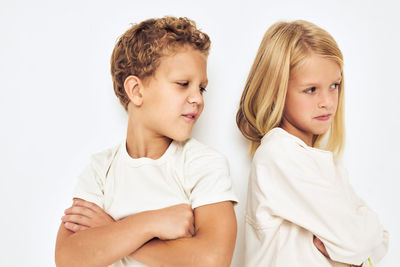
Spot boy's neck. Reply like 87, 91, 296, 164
126, 120, 172, 160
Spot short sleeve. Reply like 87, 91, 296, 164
72, 147, 117, 208
183, 141, 238, 209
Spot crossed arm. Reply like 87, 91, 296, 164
130, 201, 236, 266
55, 199, 236, 267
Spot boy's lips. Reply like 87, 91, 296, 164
182, 113, 198, 121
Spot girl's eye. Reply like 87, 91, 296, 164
200, 87, 207, 94
330, 83, 340, 89
304, 87, 316, 94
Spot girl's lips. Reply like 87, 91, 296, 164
314, 114, 331, 121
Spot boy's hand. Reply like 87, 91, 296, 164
61, 200, 194, 241
150, 204, 195, 240
313, 235, 330, 259
62, 199, 115, 232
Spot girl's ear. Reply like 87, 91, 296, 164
124, 75, 143, 106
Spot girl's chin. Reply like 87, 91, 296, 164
312, 127, 331, 136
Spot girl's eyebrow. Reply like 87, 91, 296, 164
331, 75, 342, 82
298, 76, 342, 87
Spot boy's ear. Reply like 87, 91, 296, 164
124, 75, 143, 106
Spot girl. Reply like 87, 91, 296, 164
237, 20, 388, 267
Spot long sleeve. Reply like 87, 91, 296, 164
249, 130, 386, 265
337, 166, 389, 266
361, 229, 389, 266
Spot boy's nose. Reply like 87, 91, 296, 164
187, 90, 203, 105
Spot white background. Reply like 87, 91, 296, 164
1, 0, 399, 266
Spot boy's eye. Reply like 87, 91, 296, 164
304, 87, 316, 94
177, 81, 189, 87
200, 87, 207, 93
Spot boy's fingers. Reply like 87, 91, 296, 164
189, 225, 195, 236
64, 206, 95, 218
64, 222, 88, 232
73, 199, 102, 213
62, 214, 91, 227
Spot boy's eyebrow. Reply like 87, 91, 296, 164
170, 74, 208, 86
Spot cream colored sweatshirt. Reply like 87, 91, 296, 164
245, 128, 388, 267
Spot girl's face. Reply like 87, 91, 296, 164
281, 52, 341, 146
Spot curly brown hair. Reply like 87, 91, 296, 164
110, 16, 211, 110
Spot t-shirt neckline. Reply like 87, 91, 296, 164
267, 127, 332, 155
120, 139, 178, 167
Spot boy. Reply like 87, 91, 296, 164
55, 17, 238, 267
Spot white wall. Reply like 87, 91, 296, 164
1, 0, 399, 266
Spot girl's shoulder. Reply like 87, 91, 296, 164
255, 128, 304, 158
254, 128, 333, 166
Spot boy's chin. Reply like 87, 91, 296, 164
169, 132, 192, 142
171, 136, 191, 142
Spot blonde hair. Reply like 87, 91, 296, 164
111, 16, 210, 110
236, 20, 345, 157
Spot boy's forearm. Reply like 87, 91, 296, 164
129, 201, 237, 267
130, 232, 234, 267
55, 212, 155, 267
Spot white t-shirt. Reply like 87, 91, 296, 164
73, 138, 238, 267
245, 128, 388, 267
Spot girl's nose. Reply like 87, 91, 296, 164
318, 91, 335, 109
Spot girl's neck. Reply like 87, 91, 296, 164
280, 121, 314, 147
126, 120, 172, 160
